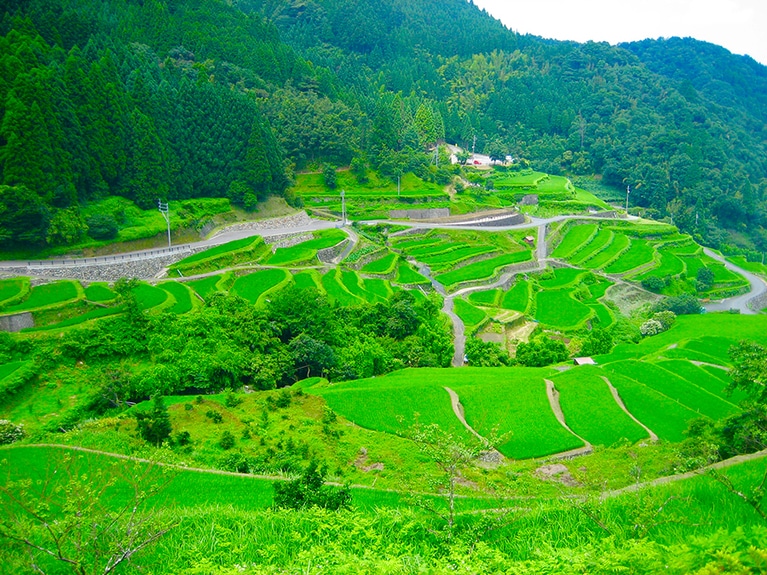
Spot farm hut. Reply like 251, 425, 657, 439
573, 357, 596, 366
523, 235, 535, 246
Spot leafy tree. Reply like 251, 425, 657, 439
728, 341, 767, 404
289, 333, 336, 379
46, 208, 88, 246
86, 213, 119, 240
579, 329, 613, 356
322, 164, 337, 189
465, 337, 510, 367
515, 336, 569, 367
641, 276, 665, 293
655, 293, 702, 315
696, 267, 715, 292
135, 395, 172, 447
272, 460, 351, 511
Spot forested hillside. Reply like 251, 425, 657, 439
1, 0, 766, 251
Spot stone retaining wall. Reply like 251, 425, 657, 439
0, 312, 34, 332
748, 291, 767, 312
389, 208, 450, 220
317, 240, 349, 264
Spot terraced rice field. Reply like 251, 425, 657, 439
419, 246, 498, 270
84, 283, 116, 302
551, 366, 648, 446
534, 289, 592, 328
551, 224, 597, 259
159, 282, 196, 314
501, 280, 530, 312
133, 283, 169, 310
187, 275, 224, 299
603, 239, 655, 274
468, 289, 501, 307
634, 249, 685, 280
395, 263, 430, 285
267, 229, 347, 266
583, 233, 630, 269
321, 269, 363, 306
363, 279, 393, 301
406, 242, 464, 259
231, 269, 291, 305
454, 298, 487, 330
360, 252, 398, 274
390, 235, 442, 250
434, 251, 532, 287
3, 280, 80, 313
292, 270, 322, 290
174, 237, 259, 267
0, 278, 27, 305
539, 267, 584, 288
340, 270, 385, 303
568, 229, 614, 265
453, 369, 584, 458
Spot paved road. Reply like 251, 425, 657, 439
701, 248, 767, 314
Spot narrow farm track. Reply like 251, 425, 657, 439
600, 376, 659, 442
444, 387, 491, 443
702, 248, 767, 314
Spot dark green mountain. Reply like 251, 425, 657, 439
1, 0, 765, 252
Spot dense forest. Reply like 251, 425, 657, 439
1, 0, 766, 250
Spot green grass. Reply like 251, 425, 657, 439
24, 305, 124, 331
186, 275, 224, 300
406, 242, 464, 259
395, 263, 430, 285
551, 224, 597, 259
568, 229, 613, 265
534, 289, 592, 328
603, 239, 655, 274
655, 360, 746, 404
454, 299, 487, 329
635, 249, 685, 280
390, 235, 442, 250
84, 283, 116, 302
231, 269, 291, 305
363, 279, 392, 301
267, 229, 347, 266
551, 366, 649, 446
434, 251, 532, 287
360, 252, 398, 275
0, 277, 28, 306
174, 237, 260, 267
340, 270, 384, 303
3, 280, 80, 313
583, 233, 630, 269
158, 282, 196, 314
501, 280, 530, 312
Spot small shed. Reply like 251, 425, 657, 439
573, 357, 596, 366
523, 235, 535, 246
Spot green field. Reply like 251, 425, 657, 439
84, 282, 116, 302
501, 280, 530, 312
434, 251, 532, 287
267, 229, 347, 266
468, 289, 501, 307
419, 245, 498, 270
360, 251, 398, 274
159, 282, 196, 314
133, 283, 169, 311
568, 229, 613, 265
454, 298, 487, 330
395, 263, 430, 285
231, 269, 291, 305
292, 270, 322, 290
583, 233, 630, 269
321, 269, 363, 305
534, 289, 592, 328
603, 239, 655, 274
3, 280, 80, 313
294, 171, 446, 199
174, 236, 260, 267
0, 277, 28, 306
539, 267, 584, 288
551, 224, 597, 259
551, 366, 648, 446
186, 275, 224, 300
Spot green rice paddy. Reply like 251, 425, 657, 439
267, 229, 347, 266
534, 290, 592, 328
603, 239, 655, 274
186, 275, 224, 300
159, 282, 196, 314
360, 252, 398, 274
551, 224, 597, 259
0, 277, 27, 306
435, 251, 532, 287
3, 280, 80, 313
84, 282, 116, 302
231, 269, 291, 305
454, 298, 487, 329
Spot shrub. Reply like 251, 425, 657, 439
273, 460, 351, 511
134, 396, 172, 446
0, 419, 24, 444
225, 392, 243, 408
515, 336, 569, 367
86, 213, 119, 240
219, 431, 236, 450
652, 310, 676, 330
655, 293, 702, 315
579, 329, 613, 356
640, 319, 664, 336
323, 164, 337, 189
205, 410, 223, 424
641, 276, 665, 292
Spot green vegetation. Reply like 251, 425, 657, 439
534, 289, 593, 328
267, 229, 347, 266
435, 251, 532, 287
2, 280, 80, 313
231, 269, 291, 305
83, 283, 116, 302
159, 282, 197, 314
453, 298, 487, 330
0, 278, 28, 306
360, 251, 398, 274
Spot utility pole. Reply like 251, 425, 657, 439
472, 134, 476, 155
625, 185, 631, 214
158, 199, 171, 248
397, 175, 401, 198
340, 189, 346, 225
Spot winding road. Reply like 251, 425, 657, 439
701, 248, 767, 314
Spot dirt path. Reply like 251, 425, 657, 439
600, 376, 658, 441
444, 387, 487, 441
601, 447, 767, 499
544, 379, 593, 459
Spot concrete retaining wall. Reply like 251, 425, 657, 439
389, 208, 450, 220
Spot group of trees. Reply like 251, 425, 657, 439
2, 0, 766, 248
23, 287, 452, 429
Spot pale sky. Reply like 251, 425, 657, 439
473, 0, 767, 65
